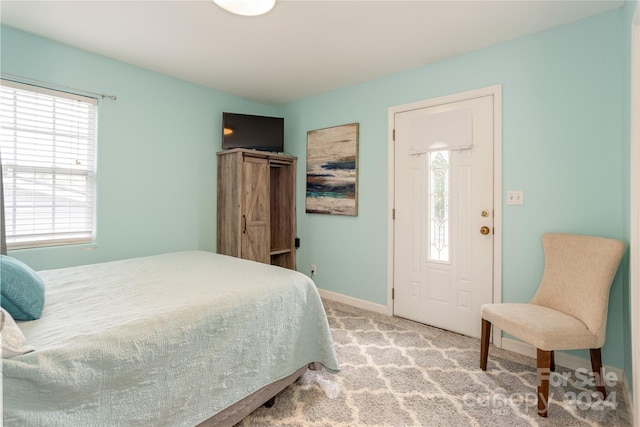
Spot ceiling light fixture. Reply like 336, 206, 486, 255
212, 0, 276, 16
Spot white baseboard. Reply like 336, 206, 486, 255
317, 288, 389, 315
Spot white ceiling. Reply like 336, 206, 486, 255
0, 0, 623, 105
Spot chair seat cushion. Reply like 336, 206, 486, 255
481, 303, 601, 351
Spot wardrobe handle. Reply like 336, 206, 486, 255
242, 215, 247, 234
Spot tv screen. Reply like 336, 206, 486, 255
222, 112, 284, 152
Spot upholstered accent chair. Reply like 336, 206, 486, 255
480, 233, 625, 417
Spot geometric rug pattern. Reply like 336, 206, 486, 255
238, 299, 631, 426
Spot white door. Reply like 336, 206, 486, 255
393, 94, 494, 338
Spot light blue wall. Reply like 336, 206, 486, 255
1, 25, 280, 270
284, 8, 631, 369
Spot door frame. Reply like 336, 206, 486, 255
387, 85, 503, 346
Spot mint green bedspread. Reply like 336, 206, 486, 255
3, 251, 339, 426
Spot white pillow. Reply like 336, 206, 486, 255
1, 308, 35, 358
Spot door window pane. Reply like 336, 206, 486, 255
428, 150, 449, 262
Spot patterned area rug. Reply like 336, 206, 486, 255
238, 299, 631, 426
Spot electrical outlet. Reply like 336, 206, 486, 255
311, 264, 317, 276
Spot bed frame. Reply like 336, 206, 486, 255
198, 363, 321, 426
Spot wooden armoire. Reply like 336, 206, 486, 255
217, 149, 297, 269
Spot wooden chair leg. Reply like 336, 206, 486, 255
536, 349, 552, 417
590, 348, 607, 398
480, 319, 491, 371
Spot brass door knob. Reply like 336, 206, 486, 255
480, 226, 491, 235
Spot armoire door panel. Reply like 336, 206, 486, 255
241, 156, 270, 264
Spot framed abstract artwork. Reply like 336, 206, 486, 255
306, 123, 359, 216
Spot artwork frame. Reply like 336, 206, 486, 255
306, 123, 359, 216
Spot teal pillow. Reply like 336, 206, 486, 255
0, 255, 45, 321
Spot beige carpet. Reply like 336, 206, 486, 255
237, 299, 631, 426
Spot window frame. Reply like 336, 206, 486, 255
0, 79, 98, 250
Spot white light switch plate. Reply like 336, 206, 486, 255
507, 190, 524, 206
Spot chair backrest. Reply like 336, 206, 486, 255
530, 233, 625, 343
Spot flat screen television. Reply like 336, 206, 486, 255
222, 112, 284, 152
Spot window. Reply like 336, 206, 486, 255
428, 150, 450, 262
0, 80, 97, 249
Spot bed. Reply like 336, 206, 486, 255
2, 250, 340, 426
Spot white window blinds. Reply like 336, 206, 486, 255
0, 79, 97, 249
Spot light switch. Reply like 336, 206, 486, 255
506, 190, 524, 206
